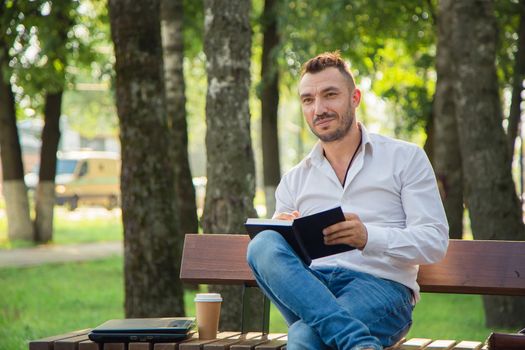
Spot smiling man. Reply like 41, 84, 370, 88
247, 52, 449, 350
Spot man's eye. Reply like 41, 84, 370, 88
302, 98, 313, 104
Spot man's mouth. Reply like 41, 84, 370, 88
314, 114, 336, 126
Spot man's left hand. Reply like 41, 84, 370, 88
322, 213, 368, 250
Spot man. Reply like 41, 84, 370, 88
247, 52, 449, 350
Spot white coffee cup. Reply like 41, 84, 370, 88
194, 293, 223, 340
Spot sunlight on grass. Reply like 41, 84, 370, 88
0, 206, 123, 249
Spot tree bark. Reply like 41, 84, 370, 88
34, 91, 62, 243
202, 0, 264, 331
109, 0, 185, 317
432, 0, 464, 239
451, 0, 525, 328
160, 0, 199, 237
0, 47, 33, 241
507, 0, 525, 159
260, 0, 281, 218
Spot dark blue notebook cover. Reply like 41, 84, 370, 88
245, 207, 354, 265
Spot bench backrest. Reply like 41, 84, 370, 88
180, 234, 525, 296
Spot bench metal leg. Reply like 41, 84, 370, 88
241, 284, 271, 334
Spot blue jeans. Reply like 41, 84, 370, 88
246, 230, 413, 350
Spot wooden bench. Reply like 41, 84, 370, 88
29, 234, 525, 350
178, 234, 525, 350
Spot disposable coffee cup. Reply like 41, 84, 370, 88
194, 293, 223, 340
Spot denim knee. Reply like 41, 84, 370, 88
288, 320, 328, 350
246, 230, 284, 269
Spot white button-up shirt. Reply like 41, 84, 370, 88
274, 124, 449, 301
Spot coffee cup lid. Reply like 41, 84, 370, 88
194, 293, 223, 302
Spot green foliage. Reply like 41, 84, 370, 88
276, 0, 437, 137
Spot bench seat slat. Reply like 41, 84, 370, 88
181, 235, 525, 296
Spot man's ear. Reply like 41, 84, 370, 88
351, 88, 362, 107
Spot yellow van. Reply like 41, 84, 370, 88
54, 151, 121, 210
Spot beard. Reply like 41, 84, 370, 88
310, 109, 354, 142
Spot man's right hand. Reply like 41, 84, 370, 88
272, 211, 300, 220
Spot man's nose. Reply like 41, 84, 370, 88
314, 99, 327, 116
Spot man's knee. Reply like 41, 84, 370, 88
246, 230, 285, 268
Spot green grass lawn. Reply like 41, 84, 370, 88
0, 256, 510, 350
0, 207, 123, 249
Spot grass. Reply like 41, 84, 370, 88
0, 207, 123, 249
0, 257, 200, 350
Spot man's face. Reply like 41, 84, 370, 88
299, 67, 361, 142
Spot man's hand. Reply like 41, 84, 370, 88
322, 213, 368, 250
272, 210, 300, 221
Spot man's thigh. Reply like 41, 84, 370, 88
325, 267, 414, 346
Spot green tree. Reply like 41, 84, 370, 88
432, 0, 463, 239
201, 0, 264, 331
109, 0, 185, 317
160, 0, 199, 244
0, 0, 35, 241
34, 0, 77, 243
451, 0, 525, 328
260, 0, 281, 218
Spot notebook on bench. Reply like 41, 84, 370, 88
88, 317, 195, 343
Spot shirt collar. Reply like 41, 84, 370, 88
305, 122, 373, 167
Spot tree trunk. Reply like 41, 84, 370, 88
109, 0, 185, 317
160, 0, 199, 237
432, 0, 464, 240
0, 48, 33, 241
451, 0, 525, 328
507, 0, 525, 159
202, 0, 264, 331
34, 91, 62, 243
260, 0, 281, 218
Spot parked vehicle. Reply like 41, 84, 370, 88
25, 151, 121, 210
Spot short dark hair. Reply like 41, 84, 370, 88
301, 51, 355, 88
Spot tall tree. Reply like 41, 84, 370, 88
201, 0, 264, 331
451, 0, 525, 327
507, 0, 525, 158
0, 4, 34, 241
34, 0, 73, 243
109, 0, 185, 317
160, 0, 199, 237
260, 0, 281, 218
432, 0, 464, 239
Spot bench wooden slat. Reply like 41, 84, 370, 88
78, 340, 101, 350
253, 337, 287, 350
399, 338, 433, 349
55, 334, 91, 350
203, 332, 261, 350
418, 240, 525, 295
230, 333, 287, 350
181, 235, 525, 296
180, 234, 255, 286
179, 332, 242, 350
102, 343, 125, 350
425, 339, 457, 350
452, 340, 483, 350
29, 329, 91, 350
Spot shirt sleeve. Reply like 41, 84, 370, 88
362, 146, 449, 265
273, 174, 296, 218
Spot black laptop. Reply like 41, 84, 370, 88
88, 317, 195, 343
